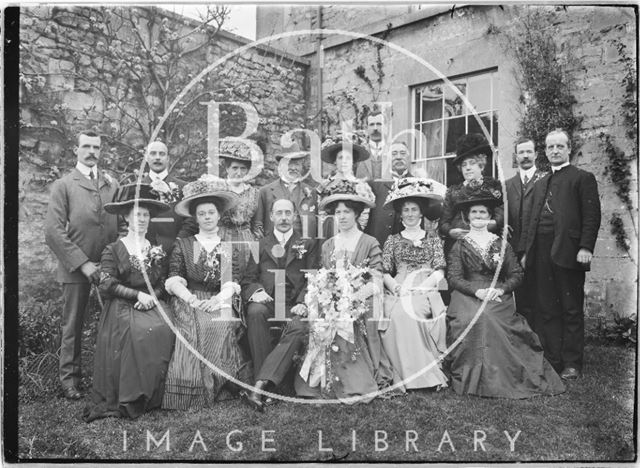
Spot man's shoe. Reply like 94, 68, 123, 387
560, 367, 581, 380
242, 380, 268, 412
62, 386, 83, 400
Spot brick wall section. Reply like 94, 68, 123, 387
19, 6, 309, 295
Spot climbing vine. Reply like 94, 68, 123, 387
502, 9, 582, 171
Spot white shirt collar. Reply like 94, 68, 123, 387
273, 228, 293, 245
149, 169, 168, 181
551, 162, 570, 173
519, 166, 537, 183
76, 162, 97, 179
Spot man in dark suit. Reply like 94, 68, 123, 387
242, 198, 318, 411
45, 130, 119, 399
355, 110, 387, 181
521, 129, 601, 380
366, 141, 420, 247
121, 141, 197, 252
254, 144, 317, 239
505, 137, 546, 322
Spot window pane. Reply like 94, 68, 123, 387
425, 159, 446, 185
420, 121, 443, 158
467, 74, 492, 113
420, 84, 443, 121
444, 116, 466, 155
443, 80, 467, 117
467, 112, 492, 139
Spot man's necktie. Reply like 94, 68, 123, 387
89, 171, 99, 189
523, 174, 530, 186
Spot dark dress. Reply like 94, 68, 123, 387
438, 177, 505, 258
446, 234, 565, 398
84, 240, 174, 422
162, 236, 252, 410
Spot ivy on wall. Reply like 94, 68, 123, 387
501, 9, 582, 171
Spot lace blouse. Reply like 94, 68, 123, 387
382, 232, 446, 277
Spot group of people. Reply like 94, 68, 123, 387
43, 116, 600, 421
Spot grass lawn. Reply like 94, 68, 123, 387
16, 343, 636, 462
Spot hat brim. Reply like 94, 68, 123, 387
220, 153, 252, 166
320, 143, 370, 164
275, 151, 310, 161
104, 199, 170, 216
319, 193, 375, 210
452, 145, 492, 166
454, 197, 502, 211
174, 191, 239, 217
384, 192, 443, 209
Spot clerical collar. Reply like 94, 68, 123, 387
519, 166, 536, 183
551, 162, 570, 173
274, 228, 293, 245
76, 162, 97, 179
149, 169, 168, 181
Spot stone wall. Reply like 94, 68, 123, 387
19, 6, 309, 296
258, 4, 639, 328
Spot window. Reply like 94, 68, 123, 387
411, 70, 499, 186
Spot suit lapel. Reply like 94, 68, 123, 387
72, 168, 97, 192
263, 233, 280, 265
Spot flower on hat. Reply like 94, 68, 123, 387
182, 174, 228, 199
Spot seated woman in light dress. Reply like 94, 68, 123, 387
380, 177, 449, 390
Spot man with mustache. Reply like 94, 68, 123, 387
505, 137, 546, 322
355, 110, 387, 181
121, 140, 197, 253
521, 129, 601, 380
366, 141, 431, 247
241, 198, 318, 411
45, 130, 119, 400
255, 143, 317, 238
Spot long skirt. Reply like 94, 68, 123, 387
446, 289, 565, 398
162, 291, 252, 410
85, 298, 174, 421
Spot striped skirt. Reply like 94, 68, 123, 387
162, 290, 252, 410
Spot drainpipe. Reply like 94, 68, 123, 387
316, 5, 323, 141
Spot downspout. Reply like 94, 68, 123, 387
316, 5, 323, 141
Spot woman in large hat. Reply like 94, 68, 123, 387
162, 175, 252, 410
438, 133, 505, 258
84, 184, 175, 422
317, 132, 375, 236
218, 142, 261, 271
379, 177, 449, 390
296, 178, 399, 403
446, 183, 565, 398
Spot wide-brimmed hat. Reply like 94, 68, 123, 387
104, 184, 170, 216
384, 177, 446, 219
317, 177, 376, 210
274, 141, 310, 161
219, 141, 253, 167
454, 180, 504, 212
320, 131, 370, 164
174, 175, 239, 217
452, 133, 493, 166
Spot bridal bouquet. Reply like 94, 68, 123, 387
299, 256, 376, 389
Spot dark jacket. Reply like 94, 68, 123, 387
522, 165, 601, 271
241, 231, 318, 315
505, 170, 546, 254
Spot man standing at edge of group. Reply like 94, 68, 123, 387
505, 137, 546, 323
355, 110, 387, 181
45, 130, 120, 400
121, 140, 197, 253
521, 128, 601, 381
